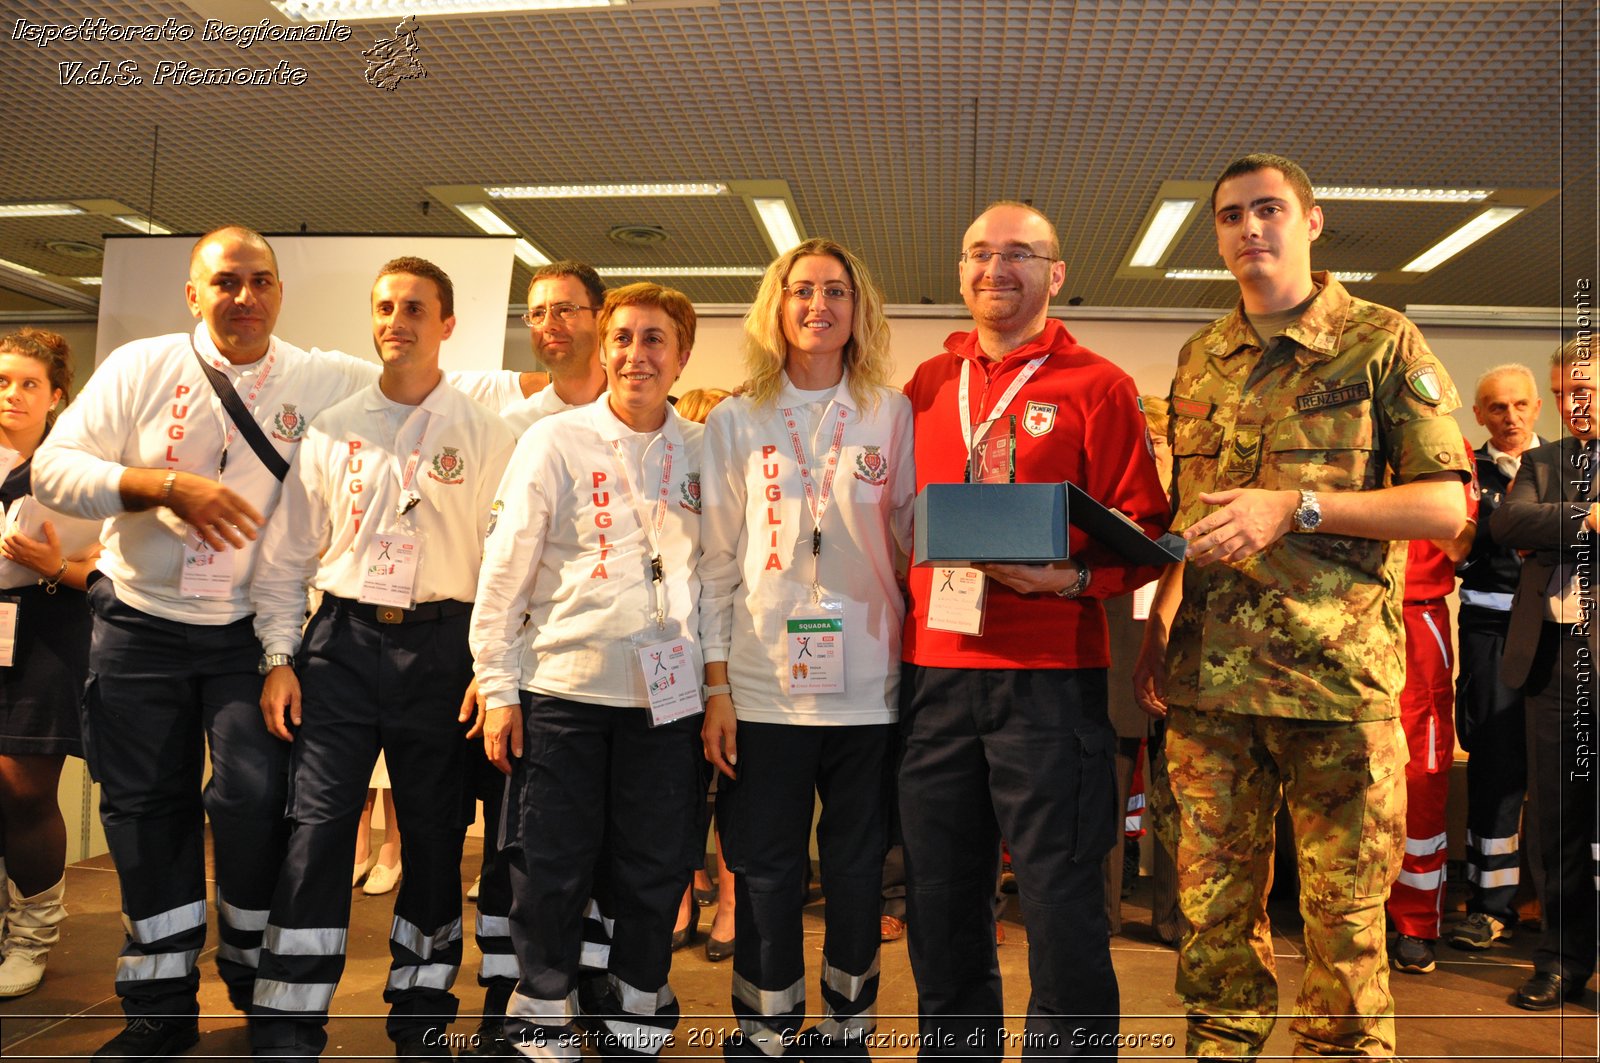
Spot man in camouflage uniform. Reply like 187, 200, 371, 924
1134, 153, 1472, 1058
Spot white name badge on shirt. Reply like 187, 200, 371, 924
179, 536, 236, 599
359, 532, 422, 608
636, 634, 703, 727
926, 566, 987, 635
0, 597, 16, 667
786, 598, 845, 694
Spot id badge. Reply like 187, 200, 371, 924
0, 596, 17, 667
786, 596, 845, 694
359, 531, 422, 608
633, 626, 702, 726
179, 535, 236, 599
925, 566, 986, 635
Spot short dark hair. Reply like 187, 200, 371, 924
376, 256, 454, 320
189, 225, 279, 278
530, 260, 606, 308
1211, 153, 1317, 214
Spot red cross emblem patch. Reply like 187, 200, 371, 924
1022, 401, 1057, 438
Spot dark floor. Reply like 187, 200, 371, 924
2, 836, 1594, 1061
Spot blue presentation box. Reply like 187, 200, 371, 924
912, 481, 1185, 566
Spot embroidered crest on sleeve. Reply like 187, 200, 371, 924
853, 445, 889, 485
428, 446, 466, 484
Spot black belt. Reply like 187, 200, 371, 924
326, 595, 473, 626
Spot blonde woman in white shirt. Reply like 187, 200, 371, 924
472, 283, 706, 1062
700, 240, 913, 1060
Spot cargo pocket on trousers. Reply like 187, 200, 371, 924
1073, 725, 1119, 864
1353, 728, 1406, 899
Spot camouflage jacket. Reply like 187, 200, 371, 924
1164, 275, 1472, 721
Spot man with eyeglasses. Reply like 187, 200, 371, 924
499, 261, 608, 437
465, 259, 610, 1058
898, 201, 1170, 1058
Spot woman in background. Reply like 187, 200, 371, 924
0, 328, 102, 998
700, 240, 913, 1058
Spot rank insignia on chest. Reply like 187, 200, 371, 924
429, 446, 465, 484
853, 445, 889, 485
1295, 381, 1371, 412
1223, 426, 1262, 482
1406, 364, 1444, 405
1022, 401, 1057, 437
679, 472, 702, 513
272, 403, 306, 443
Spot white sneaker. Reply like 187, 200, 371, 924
363, 861, 401, 896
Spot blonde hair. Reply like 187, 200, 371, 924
674, 387, 731, 424
742, 239, 893, 413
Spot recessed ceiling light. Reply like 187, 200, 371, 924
0, 257, 45, 276
456, 203, 518, 236
1164, 268, 1377, 283
1129, 199, 1198, 268
112, 214, 174, 235
0, 202, 84, 217
76, 276, 103, 286
1402, 207, 1525, 272
513, 239, 551, 268
488, 183, 729, 199
752, 197, 801, 255
273, 0, 620, 19
594, 266, 764, 277
1316, 186, 1491, 203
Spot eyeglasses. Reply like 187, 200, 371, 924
783, 283, 855, 302
522, 302, 597, 326
959, 249, 1056, 267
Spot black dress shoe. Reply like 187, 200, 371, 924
705, 935, 734, 963
93, 1016, 201, 1059
671, 925, 697, 951
1516, 971, 1587, 1010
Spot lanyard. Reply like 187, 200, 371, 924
392, 407, 432, 523
958, 354, 1047, 454
781, 400, 849, 601
197, 346, 278, 478
608, 436, 676, 629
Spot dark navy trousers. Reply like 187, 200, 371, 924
82, 577, 289, 1018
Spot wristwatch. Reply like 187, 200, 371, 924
1056, 562, 1091, 599
258, 653, 294, 675
1292, 489, 1323, 534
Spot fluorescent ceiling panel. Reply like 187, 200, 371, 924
0, 203, 84, 217
1164, 268, 1377, 283
1315, 186, 1491, 203
488, 183, 729, 199
1129, 199, 1198, 268
457, 203, 518, 236
1402, 207, 1525, 272
112, 214, 175, 235
753, 197, 801, 255
595, 266, 764, 277
273, 0, 619, 20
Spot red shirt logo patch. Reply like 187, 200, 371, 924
1023, 401, 1057, 437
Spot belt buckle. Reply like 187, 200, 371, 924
376, 605, 405, 625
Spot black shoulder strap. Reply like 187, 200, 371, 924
192, 344, 291, 482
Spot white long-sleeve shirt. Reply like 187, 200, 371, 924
251, 379, 515, 656
697, 376, 914, 726
33, 324, 522, 625
470, 400, 703, 711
